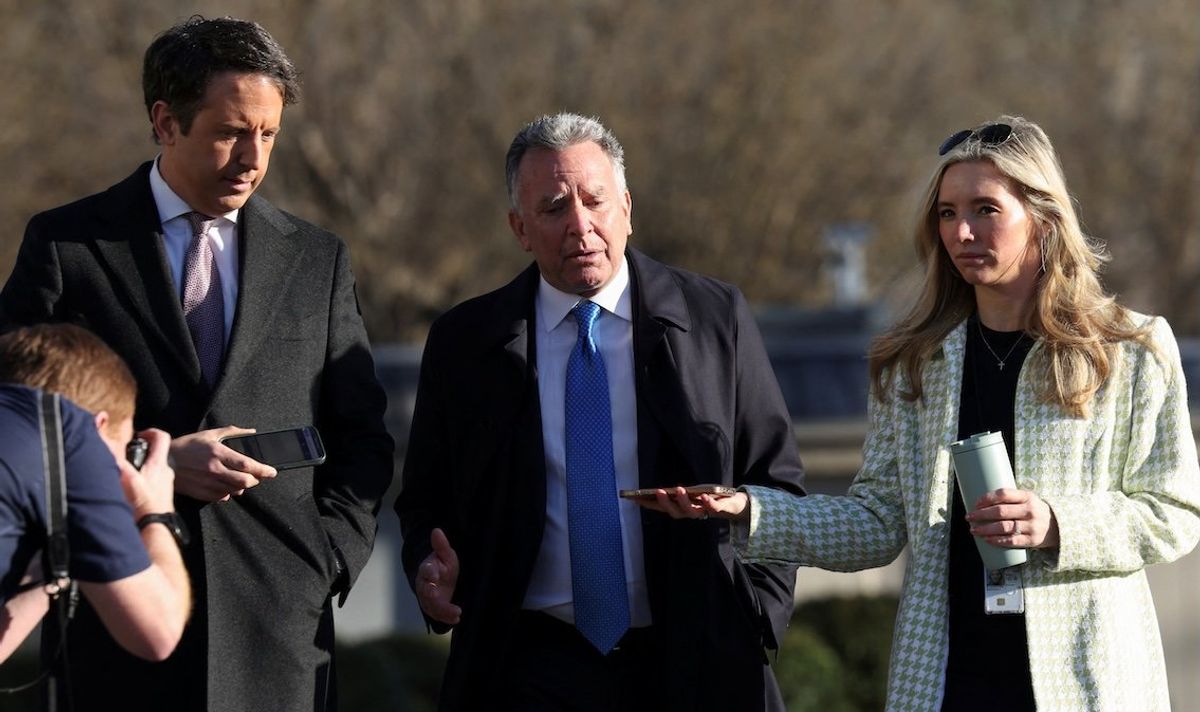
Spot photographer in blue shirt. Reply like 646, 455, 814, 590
0, 324, 190, 662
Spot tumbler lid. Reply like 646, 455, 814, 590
949, 431, 1004, 455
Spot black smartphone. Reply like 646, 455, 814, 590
220, 426, 326, 470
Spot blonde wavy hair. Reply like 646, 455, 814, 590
869, 115, 1150, 417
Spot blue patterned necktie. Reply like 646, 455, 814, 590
565, 300, 630, 653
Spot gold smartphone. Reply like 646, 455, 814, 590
618, 485, 738, 500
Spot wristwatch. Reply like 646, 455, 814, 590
137, 512, 191, 548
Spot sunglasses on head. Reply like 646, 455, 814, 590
937, 123, 1013, 156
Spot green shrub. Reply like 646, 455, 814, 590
774, 625, 852, 712
776, 595, 898, 711
335, 634, 449, 712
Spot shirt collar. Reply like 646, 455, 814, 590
537, 255, 632, 332
149, 156, 239, 227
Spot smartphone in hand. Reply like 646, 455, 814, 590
618, 485, 737, 501
220, 426, 326, 470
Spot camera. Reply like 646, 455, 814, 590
126, 438, 149, 470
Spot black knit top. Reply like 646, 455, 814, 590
941, 316, 1037, 711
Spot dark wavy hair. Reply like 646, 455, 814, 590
142, 15, 301, 141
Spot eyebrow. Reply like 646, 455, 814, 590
938, 195, 1002, 207
217, 121, 282, 133
534, 183, 610, 207
535, 191, 570, 210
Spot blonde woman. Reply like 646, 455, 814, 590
643, 117, 1200, 711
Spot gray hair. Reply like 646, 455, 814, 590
504, 113, 627, 211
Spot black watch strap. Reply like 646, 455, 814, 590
137, 512, 191, 548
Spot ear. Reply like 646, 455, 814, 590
93, 410, 110, 434
150, 100, 181, 146
623, 191, 633, 236
508, 210, 532, 252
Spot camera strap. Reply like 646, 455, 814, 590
40, 391, 73, 599
39, 390, 77, 711
0, 392, 77, 710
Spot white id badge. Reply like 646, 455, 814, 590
983, 566, 1025, 615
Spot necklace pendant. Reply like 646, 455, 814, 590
976, 319, 1025, 374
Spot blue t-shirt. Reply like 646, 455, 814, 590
0, 384, 150, 603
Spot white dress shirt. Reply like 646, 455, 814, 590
149, 158, 239, 340
522, 258, 652, 628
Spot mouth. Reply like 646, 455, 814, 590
223, 176, 255, 192
565, 250, 604, 262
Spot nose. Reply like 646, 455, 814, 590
564, 199, 591, 236
237, 134, 267, 171
954, 217, 974, 242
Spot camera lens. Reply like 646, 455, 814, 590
126, 438, 149, 470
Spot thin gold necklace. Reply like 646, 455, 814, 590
976, 319, 1025, 371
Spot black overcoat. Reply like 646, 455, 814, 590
395, 248, 806, 711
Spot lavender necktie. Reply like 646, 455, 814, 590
182, 212, 225, 387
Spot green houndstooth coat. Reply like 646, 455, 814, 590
740, 314, 1200, 711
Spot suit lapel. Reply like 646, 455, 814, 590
626, 250, 720, 486
484, 264, 542, 463
492, 265, 539, 369
475, 265, 547, 562
91, 163, 202, 381
211, 195, 305, 403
